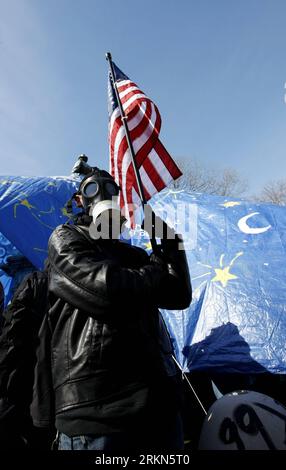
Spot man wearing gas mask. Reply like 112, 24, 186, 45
36, 167, 192, 452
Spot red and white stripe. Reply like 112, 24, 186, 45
109, 79, 181, 226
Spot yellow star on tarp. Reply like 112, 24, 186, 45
143, 241, 152, 251
211, 266, 237, 287
221, 201, 241, 208
14, 198, 36, 217
19, 199, 36, 210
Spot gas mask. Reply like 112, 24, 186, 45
77, 170, 126, 239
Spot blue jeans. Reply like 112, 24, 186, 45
58, 433, 125, 450
58, 413, 184, 451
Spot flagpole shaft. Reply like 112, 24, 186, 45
106, 52, 157, 251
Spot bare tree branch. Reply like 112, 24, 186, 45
169, 159, 248, 197
253, 179, 286, 205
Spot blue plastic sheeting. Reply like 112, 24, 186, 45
0, 175, 286, 373
0, 176, 78, 271
149, 189, 286, 374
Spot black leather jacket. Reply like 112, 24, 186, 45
44, 221, 191, 432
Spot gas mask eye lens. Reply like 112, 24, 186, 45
83, 181, 99, 198
105, 182, 119, 196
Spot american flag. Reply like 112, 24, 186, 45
108, 61, 182, 227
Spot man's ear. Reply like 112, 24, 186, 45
74, 194, 83, 208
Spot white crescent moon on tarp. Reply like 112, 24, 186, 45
237, 212, 271, 234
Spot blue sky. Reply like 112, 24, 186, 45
1, 0, 286, 194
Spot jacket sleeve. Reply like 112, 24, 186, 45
108, 235, 192, 310
48, 225, 192, 315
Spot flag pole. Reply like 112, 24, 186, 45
106, 52, 157, 251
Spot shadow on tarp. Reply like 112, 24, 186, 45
183, 322, 268, 375
180, 323, 286, 450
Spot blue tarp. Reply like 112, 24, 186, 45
0, 176, 78, 269
0, 175, 286, 374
